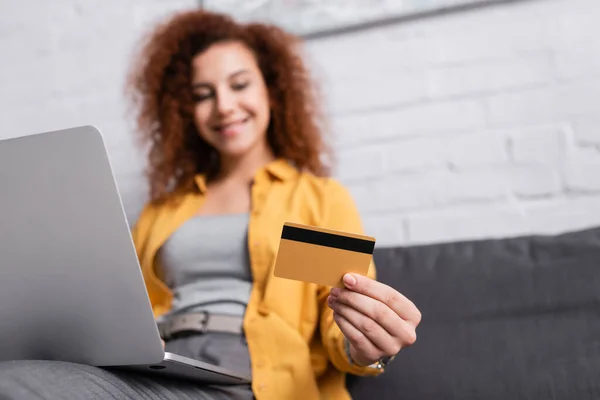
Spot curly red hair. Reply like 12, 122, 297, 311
126, 9, 331, 203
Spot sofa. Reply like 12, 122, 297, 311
348, 226, 600, 400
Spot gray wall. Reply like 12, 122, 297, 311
1, 0, 599, 246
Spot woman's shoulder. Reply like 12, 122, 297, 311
131, 200, 160, 235
293, 171, 363, 233
295, 171, 353, 201
135, 197, 172, 218
131, 195, 179, 233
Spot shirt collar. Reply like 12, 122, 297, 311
264, 158, 297, 181
193, 158, 296, 193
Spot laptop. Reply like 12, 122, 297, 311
0, 125, 251, 385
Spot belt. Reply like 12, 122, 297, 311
158, 311, 244, 340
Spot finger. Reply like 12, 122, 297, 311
330, 289, 399, 336
331, 289, 414, 341
341, 274, 421, 326
332, 311, 382, 364
329, 295, 401, 356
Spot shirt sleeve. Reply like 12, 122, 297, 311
317, 179, 383, 377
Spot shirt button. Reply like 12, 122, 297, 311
256, 360, 265, 368
259, 383, 267, 390
258, 307, 270, 317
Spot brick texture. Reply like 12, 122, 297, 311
308, 0, 600, 245
1, 0, 599, 245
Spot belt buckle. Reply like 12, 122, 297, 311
159, 311, 210, 340
197, 310, 210, 334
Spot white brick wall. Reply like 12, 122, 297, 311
307, 0, 600, 246
1, 0, 599, 247
0, 0, 197, 222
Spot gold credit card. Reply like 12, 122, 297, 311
273, 222, 375, 288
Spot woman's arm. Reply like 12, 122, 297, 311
316, 179, 382, 376
317, 179, 421, 374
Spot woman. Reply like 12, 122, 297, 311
0, 9, 420, 400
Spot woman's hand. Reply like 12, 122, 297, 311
328, 273, 421, 367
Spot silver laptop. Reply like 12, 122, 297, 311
0, 125, 251, 385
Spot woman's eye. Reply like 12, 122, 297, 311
193, 92, 212, 102
231, 81, 249, 91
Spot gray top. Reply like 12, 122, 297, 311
158, 213, 252, 318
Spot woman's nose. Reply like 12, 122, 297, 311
216, 90, 236, 116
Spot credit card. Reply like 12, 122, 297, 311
273, 222, 375, 288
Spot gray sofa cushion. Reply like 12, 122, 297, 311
347, 227, 600, 400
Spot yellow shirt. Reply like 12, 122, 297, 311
131, 158, 383, 400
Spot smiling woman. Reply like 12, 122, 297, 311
190, 42, 273, 170
0, 8, 421, 400
123, 10, 420, 399
126, 11, 331, 202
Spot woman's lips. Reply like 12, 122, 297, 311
216, 117, 250, 137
